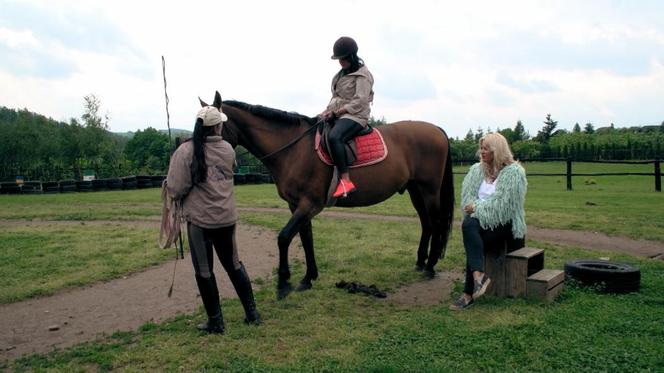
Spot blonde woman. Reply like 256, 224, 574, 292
450, 133, 527, 310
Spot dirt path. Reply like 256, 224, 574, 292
2, 209, 662, 361
239, 207, 664, 259
0, 223, 301, 361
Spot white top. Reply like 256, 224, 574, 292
478, 179, 497, 201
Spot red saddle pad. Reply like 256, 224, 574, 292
315, 129, 388, 168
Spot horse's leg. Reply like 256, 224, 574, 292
422, 187, 443, 279
296, 219, 318, 291
276, 203, 316, 300
407, 183, 432, 271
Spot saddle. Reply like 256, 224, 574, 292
315, 123, 388, 168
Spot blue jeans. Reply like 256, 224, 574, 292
462, 215, 514, 295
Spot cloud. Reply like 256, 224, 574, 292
0, 42, 76, 78
480, 30, 664, 76
496, 72, 558, 93
376, 70, 437, 101
0, 1, 151, 79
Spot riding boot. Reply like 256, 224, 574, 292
228, 262, 262, 325
194, 274, 225, 334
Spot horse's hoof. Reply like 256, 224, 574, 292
414, 264, 425, 272
296, 281, 312, 292
423, 269, 436, 279
276, 283, 293, 300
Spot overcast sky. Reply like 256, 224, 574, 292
1, 0, 663, 138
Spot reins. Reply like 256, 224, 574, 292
235, 119, 324, 161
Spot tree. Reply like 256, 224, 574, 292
123, 127, 170, 173
474, 126, 484, 142
81, 93, 109, 129
584, 122, 595, 134
463, 129, 474, 142
499, 127, 515, 143
513, 120, 528, 141
535, 114, 558, 143
573, 123, 581, 133
368, 116, 387, 127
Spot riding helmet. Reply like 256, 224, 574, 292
331, 36, 358, 60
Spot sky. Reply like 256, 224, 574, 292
1, 0, 663, 139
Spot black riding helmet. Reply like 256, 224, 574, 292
331, 36, 358, 60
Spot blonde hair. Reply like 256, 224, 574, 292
477, 133, 515, 179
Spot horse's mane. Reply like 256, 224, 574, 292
223, 100, 316, 126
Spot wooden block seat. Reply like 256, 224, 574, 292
527, 269, 565, 303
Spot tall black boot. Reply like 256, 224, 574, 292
228, 262, 262, 325
194, 273, 225, 334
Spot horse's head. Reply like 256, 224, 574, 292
199, 91, 239, 147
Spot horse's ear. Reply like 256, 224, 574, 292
213, 91, 222, 109
199, 97, 208, 107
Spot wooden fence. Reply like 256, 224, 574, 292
454, 158, 662, 192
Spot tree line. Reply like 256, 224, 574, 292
0, 95, 171, 181
450, 114, 664, 161
1, 100, 662, 182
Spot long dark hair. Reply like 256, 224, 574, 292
191, 117, 217, 184
340, 53, 364, 75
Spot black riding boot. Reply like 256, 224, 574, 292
228, 262, 262, 325
194, 274, 225, 334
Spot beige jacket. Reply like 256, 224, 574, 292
166, 136, 237, 229
326, 64, 374, 126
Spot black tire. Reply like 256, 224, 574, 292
60, 184, 77, 193
564, 260, 640, 293
122, 176, 137, 190
105, 178, 123, 190
92, 179, 107, 190
151, 175, 166, 188
136, 175, 152, 188
42, 182, 59, 194
234, 174, 246, 185
22, 181, 43, 193
1, 182, 21, 194
261, 174, 273, 184
76, 181, 93, 192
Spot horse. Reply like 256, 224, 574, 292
200, 91, 454, 299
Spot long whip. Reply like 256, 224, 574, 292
162, 56, 184, 298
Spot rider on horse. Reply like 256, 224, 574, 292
318, 36, 375, 198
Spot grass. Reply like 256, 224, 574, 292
1, 162, 661, 241
7, 213, 664, 371
0, 222, 175, 304
1, 163, 663, 370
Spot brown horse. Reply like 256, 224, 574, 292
201, 92, 454, 299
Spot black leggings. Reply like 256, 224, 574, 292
461, 216, 513, 295
187, 223, 241, 279
329, 118, 364, 174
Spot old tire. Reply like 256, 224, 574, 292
564, 260, 640, 293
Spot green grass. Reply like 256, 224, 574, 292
1, 162, 661, 240
0, 190, 161, 221
0, 222, 175, 304
8, 213, 664, 372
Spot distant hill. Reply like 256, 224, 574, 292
113, 128, 192, 139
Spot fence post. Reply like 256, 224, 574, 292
655, 159, 661, 192
566, 159, 572, 191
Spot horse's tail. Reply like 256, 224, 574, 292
439, 128, 455, 258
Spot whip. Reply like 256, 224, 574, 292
162, 55, 185, 297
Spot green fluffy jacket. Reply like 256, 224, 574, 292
461, 162, 528, 238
